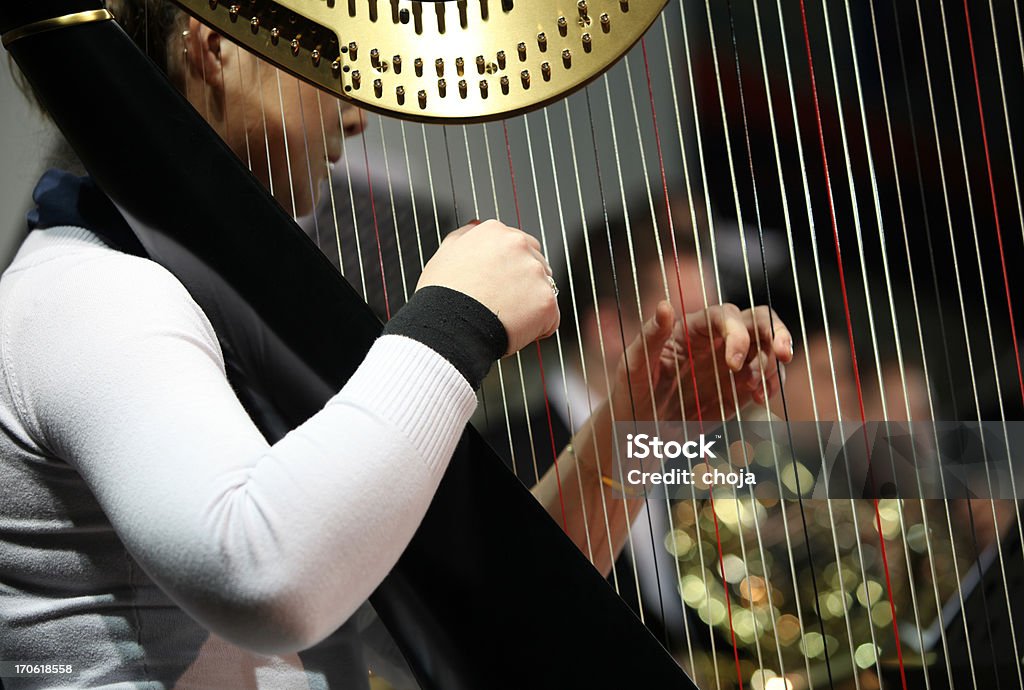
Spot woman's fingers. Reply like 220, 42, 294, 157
744, 305, 795, 364
696, 304, 751, 372
623, 301, 675, 379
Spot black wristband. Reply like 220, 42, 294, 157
383, 286, 508, 390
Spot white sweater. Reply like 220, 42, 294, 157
0, 227, 477, 688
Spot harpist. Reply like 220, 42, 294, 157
0, 2, 792, 687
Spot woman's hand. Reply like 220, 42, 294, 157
610, 301, 795, 424
416, 219, 560, 356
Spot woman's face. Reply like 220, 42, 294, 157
180, 19, 366, 216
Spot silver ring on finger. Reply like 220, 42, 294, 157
548, 275, 559, 297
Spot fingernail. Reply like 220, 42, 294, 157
788, 338, 794, 357
731, 352, 744, 368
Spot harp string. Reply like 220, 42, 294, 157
233, 45, 252, 170
933, 0, 1024, 679
357, 126, 391, 319
713, 3, 815, 684
937, 0, 1024, 675
744, 2, 837, 685
658, 9, 765, 685
599, 60, 685, 646
963, 0, 1024, 574
675, 2, 754, 684
863, 0, 959, 684
831, 1, 935, 675
376, 119, 409, 303
556, 96, 625, 591
337, 99, 368, 298
961, 0, 1024, 405
903, 0, 988, 682
316, 92, 347, 275
580, 86, 651, 623
520, 112, 597, 563
794, 2, 913, 686
635, 31, 709, 673
818, 0, 924, 682
272, 71, 298, 217
979, 0, 1024, 268
255, 61, 275, 198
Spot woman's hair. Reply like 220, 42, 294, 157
11, 0, 187, 108
105, 0, 189, 85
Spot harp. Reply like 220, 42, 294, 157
2, 1, 1023, 689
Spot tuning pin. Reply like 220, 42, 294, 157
521, 69, 530, 88
577, 0, 588, 18
476, 55, 486, 74
438, 78, 447, 97
600, 13, 610, 31
348, 41, 358, 59
228, 4, 240, 20
582, 33, 592, 52
374, 78, 382, 97
209, 0, 218, 9
435, 58, 445, 76
352, 70, 361, 88
458, 79, 468, 98
249, 16, 260, 33
562, 48, 572, 67
537, 32, 547, 51
455, 56, 465, 76
291, 38, 301, 56
411, 58, 422, 76
396, 86, 405, 104
517, 42, 527, 60
370, 48, 380, 67
479, 80, 489, 98
311, 48, 321, 66
500, 75, 510, 94
497, 50, 506, 69
331, 59, 342, 76
541, 61, 551, 81
619, 0, 629, 10
418, 89, 427, 108
558, 16, 568, 36
270, 27, 280, 44
392, 55, 402, 73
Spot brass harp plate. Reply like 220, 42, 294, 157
172, 0, 667, 123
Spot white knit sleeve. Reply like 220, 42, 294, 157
3, 250, 476, 655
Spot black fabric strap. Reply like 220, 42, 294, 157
383, 286, 508, 390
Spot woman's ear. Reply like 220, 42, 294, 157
182, 18, 225, 98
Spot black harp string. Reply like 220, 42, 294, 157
558, 95, 625, 592
711, 3, 823, 686
937, 0, 1024, 683
932, 0, 1024, 681
599, 60, 678, 648
634, 29, 711, 676
902, 0, 987, 683
831, 0, 937, 679
821, 0, 931, 680
718, 1, 830, 685
581, 85, 651, 625
863, 0, 958, 684
518, 112, 598, 564
688, 1, 839, 683
964, 0, 1024, 575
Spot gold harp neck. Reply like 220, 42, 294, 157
170, 0, 667, 123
